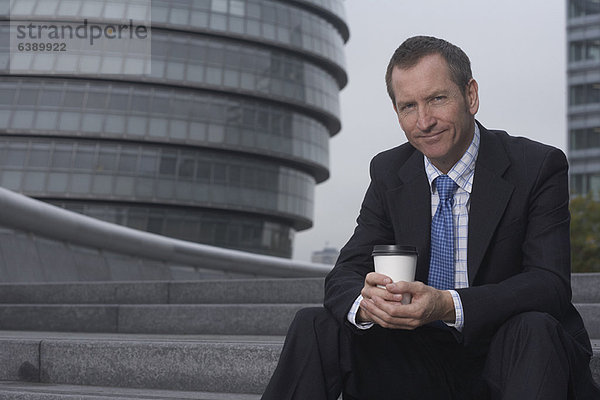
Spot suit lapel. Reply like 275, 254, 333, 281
386, 149, 432, 283
467, 125, 514, 284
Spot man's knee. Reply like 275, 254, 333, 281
499, 311, 559, 335
491, 311, 562, 354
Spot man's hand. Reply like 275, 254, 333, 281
357, 272, 456, 329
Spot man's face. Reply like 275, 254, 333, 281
391, 53, 479, 173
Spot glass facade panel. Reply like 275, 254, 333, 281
39, 89, 62, 105
570, 127, 600, 150
0, 137, 314, 224
115, 176, 135, 196
59, 112, 81, 131
568, 2, 600, 197
70, 174, 91, 193
49, 200, 294, 257
106, 115, 126, 134
569, 40, 600, 62
47, 172, 69, 192
34, 111, 58, 130
23, 172, 45, 191
149, 118, 168, 137
82, 114, 104, 132
12, 110, 35, 129
92, 175, 113, 195
0, 78, 330, 174
569, 0, 600, 17
570, 83, 600, 106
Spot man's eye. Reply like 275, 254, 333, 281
402, 104, 415, 111
433, 96, 446, 102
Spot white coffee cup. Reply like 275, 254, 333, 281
372, 245, 418, 304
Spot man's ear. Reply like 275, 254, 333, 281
466, 78, 479, 115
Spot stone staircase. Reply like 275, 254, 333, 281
572, 273, 600, 386
0, 278, 323, 399
0, 275, 597, 398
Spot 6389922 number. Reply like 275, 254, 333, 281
17, 42, 67, 52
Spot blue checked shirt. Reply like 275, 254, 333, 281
348, 125, 480, 331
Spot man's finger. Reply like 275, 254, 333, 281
360, 298, 414, 330
365, 272, 392, 287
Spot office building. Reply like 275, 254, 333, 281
311, 245, 339, 265
0, 0, 349, 258
567, 0, 600, 196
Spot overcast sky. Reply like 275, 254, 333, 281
293, 0, 567, 261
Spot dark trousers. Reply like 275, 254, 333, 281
261, 307, 600, 400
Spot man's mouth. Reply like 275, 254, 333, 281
420, 129, 446, 139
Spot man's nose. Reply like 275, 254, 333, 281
416, 107, 436, 131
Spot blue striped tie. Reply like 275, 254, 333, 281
428, 175, 458, 290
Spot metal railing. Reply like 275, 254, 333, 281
0, 187, 332, 278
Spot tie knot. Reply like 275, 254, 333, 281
435, 175, 457, 201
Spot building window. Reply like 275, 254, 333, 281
569, 0, 600, 18
570, 127, 600, 150
569, 40, 600, 62
569, 83, 600, 106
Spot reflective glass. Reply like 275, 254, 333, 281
34, 111, 58, 129
34, 0, 59, 15
51, 200, 294, 256
29, 146, 51, 167
0, 88, 15, 104
12, 110, 35, 129
71, 174, 91, 193
59, 112, 81, 131
47, 172, 69, 192
52, 145, 72, 168
17, 88, 39, 105
170, 120, 188, 139
0, 171, 23, 190
92, 175, 113, 194
23, 172, 46, 191
128, 116, 147, 135
82, 114, 103, 132
39, 90, 62, 105
119, 151, 138, 172
63, 90, 85, 108
149, 118, 168, 137
0, 77, 330, 174
105, 115, 126, 134
74, 148, 95, 170
569, 0, 600, 17
115, 176, 135, 196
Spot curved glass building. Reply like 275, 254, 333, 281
0, 0, 349, 258
567, 0, 600, 196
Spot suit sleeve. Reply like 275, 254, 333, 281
457, 148, 572, 344
324, 157, 395, 328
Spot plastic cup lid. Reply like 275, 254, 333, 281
372, 245, 417, 256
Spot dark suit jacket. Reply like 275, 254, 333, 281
324, 122, 591, 351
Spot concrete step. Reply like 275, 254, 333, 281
0, 382, 260, 399
0, 304, 316, 335
0, 278, 325, 305
576, 304, 600, 340
571, 273, 600, 303
0, 331, 283, 395
1, 274, 595, 304
592, 341, 600, 386
1, 273, 595, 304
0, 331, 598, 394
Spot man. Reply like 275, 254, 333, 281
262, 36, 600, 399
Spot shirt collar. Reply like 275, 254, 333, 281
424, 123, 480, 194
